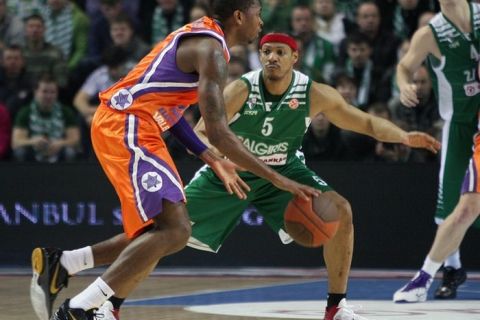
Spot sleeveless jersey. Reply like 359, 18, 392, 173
428, 2, 480, 123
230, 70, 312, 166
98, 17, 230, 132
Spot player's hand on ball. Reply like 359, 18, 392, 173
402, 131, 441, 154
273, 176, 321, 201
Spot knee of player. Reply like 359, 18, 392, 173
173, 220, 192, 245
451, 200, 479, 226
334, 196, 353, 225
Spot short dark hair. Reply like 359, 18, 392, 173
34, 73, 57, 90
24, 13, 45, 24
102, 46, 129, 68
210, 0, 258, 23
110, 13, 134, 30
346, 32, 371, 47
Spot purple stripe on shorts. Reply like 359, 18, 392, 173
131, 85, 197, 100
124, 115, 184, 221
461, 159, 478, 194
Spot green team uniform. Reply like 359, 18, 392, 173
428, 2, 480, 228
186, 70, 332, 252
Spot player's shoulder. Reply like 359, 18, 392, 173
310, 82, 341, 100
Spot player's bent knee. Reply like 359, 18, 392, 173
451, 203, 478, 226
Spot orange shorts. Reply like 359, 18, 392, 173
461, 131, 480, 194
91, 104, 186, 239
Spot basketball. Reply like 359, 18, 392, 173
284, 195, 340, 248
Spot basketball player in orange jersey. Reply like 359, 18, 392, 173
31, 1, 321, 320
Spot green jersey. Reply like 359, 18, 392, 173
231, 69, 312, 166
428, 2, 480, 123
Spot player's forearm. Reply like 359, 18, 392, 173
396, 62, 414, 91
368, 116, 408, 143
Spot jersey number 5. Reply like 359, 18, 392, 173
261, 117, 274, 136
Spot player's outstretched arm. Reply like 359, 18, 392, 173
191, 38, 319, 200
313, 83, 441, 153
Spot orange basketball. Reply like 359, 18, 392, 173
284, 195, 340, 248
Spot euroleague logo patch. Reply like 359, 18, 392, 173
110, 89, 133, 110
141, 172, 163, 192
289, 98, 299, 109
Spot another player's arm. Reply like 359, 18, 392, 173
311, 83, 441, 153
194, 79, 249, 155
397, 26, 438, 107
188, 37, 319, 199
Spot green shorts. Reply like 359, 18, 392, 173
185, 156, 333, 252
436, 119, 480, 228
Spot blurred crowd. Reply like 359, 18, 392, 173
0, 0, 454, 163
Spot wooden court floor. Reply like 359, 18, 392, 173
1, 273, 302, 320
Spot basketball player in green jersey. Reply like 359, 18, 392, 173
393, 0, 480, 303
29, 33, 439, 320
186, 33, 439, 320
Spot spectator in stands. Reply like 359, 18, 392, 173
6, 0, 44, 19
86, 0, 125, 66
189, 2, 210, 22
42, 0, 89, 72
0, 102, 11, 160
150, 0, 188, 45
109, 14, 150, 64
11, 74, 80, 163
226, 56, 247, 85
22, 14, 67, 87
335, 0, 361, 23
302, 112, 345, 161
338, 32, 388, 108
339, 1, 401, 72
291, 4, 336, 84
367, 102, 404, 162
391, 65, 441, 139
333, 72, 358, 106
312, 0, 347, 51
261, 0, 293, 33
393, 0, 430, 40
73, 46, 129, 158
85, 0, 139, 24
0, 45, 33, 118
0, 0, 24, 53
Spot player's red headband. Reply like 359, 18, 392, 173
259, 33, 298, 51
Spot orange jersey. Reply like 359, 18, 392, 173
99, 16, 230, 132
91, 17, 230, 238
461, 114, 480, 194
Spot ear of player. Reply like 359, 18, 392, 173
284, 195, 340, 247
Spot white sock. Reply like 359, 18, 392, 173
60, 246, 94, 275
421, 256, 442, 277
69, 277, 115, 310
444, 250, 462, 269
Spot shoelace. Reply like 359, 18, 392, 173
339, 301, 363, 315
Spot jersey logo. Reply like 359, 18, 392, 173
141, 172, 163, 192
110, 89, 133, 110
464, 82, 480, 97
288, 99, 299, 110
247, 97, 257, 109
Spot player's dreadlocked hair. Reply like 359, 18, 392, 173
209, 0, 259, 23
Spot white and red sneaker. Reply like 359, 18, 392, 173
97, 301, 120, 320
324, 298, 368, 320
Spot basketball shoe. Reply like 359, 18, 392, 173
30, 247, 69, 320
97, 301, 120, 320
393, 270, 432, 303
52, 299, 117, 320
324, 298, 368, 320
434, 267, 467, 299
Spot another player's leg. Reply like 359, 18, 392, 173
394, 144, 480, 303
393, 193, 479, 302
52, 199, 191, 319
30, 234, 130, 320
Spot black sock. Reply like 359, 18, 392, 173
109, 296, 125, 310
327, 293, 346, 308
